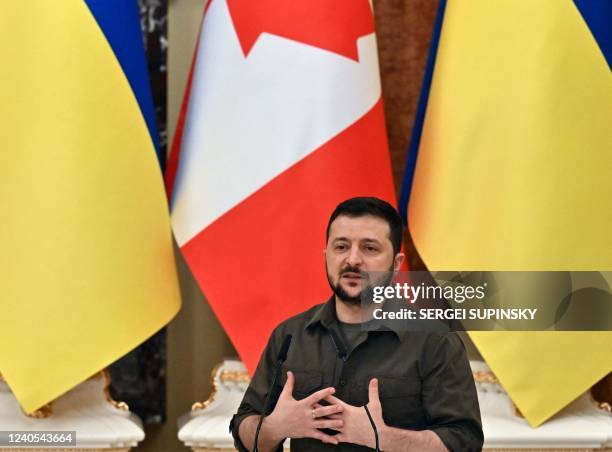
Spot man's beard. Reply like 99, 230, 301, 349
326, 263, 395, 306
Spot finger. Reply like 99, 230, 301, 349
334, 433, 347, 443
304, 386, 335, 405
279, 371, 294, 398
368, 378, 381, 406
315, 404, 343, 418
323, 394, 343, 405
326, 413, 342, 420
312, 431, 339, 445
313, 419, 343, 430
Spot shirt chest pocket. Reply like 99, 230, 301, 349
279, 369, 323, 400
376, 376, 426, 429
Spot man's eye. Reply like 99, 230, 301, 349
365, 246, 379, 253
335, 244, 347, 251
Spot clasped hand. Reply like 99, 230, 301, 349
265, 371, 384, 448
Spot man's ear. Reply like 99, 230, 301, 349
393, 253, 405, 272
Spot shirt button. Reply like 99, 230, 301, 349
339, 379, 347, 386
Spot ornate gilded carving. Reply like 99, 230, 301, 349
219, 369, 251, 384
587, 392, 612, 413
192, 362, 224, 411
472, 370, 499, 384
591, 372, 612, 411
473, 369, 524, 418
24, 402, 53, 419
100, 370, 129, 411
192, 364, 251, 412
597, 401, 611, 412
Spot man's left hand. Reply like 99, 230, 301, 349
323, 378, 385, 449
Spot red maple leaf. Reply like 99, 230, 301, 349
226, 0, 375, 61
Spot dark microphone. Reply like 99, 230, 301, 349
253, 334, 292, 452
277, 334, 292, 362
328, 328, 348, 361
262, 334, 292, 415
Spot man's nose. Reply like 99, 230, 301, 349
346, 246, 363, 266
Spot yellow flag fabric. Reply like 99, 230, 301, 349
406, 1, 612, 426
0, 2, 181, 412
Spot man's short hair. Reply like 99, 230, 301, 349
326, 197, 403, 255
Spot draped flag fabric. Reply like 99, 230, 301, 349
400, 0, 612, 426
0, 1, 181, 412
167, 0, 396, 372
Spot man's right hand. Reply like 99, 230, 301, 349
265, 371, 343, 444
239, 370, 343, 451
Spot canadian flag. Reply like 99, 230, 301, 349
167, 0, 397, 372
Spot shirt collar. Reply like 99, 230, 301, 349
306, 295, 406, 340
306, 296, 337, 330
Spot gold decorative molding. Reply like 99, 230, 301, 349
100, 369, 129, 411
192, 362, 224, 411
472, 369, 523, 418
24, 402, 53, 419
219, 369, 251, 385
473, 370, 499, 385
597, 401, 611, 412
192, 364, 251, 412
588, 392, 612, 413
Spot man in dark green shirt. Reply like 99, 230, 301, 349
230, 197, 483, 452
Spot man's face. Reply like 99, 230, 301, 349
325, 214, 403, 304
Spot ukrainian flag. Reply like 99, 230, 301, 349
400, 0, 612, 426
0, 1, 181, 412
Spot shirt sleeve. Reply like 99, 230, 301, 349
421, 333, 484, 452
230, 326, 286, 452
